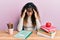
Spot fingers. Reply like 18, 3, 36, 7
33, 9, 35, 12
22, 9, 27, 18
33, 9, 36, 13
24, 9, 27, 13
33, 9, 37, 15
23, 9, 27, 16
33, 9, 38, 19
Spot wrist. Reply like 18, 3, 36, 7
35, 17, 38, 19
21, 16, 24, 19
22, 15, 25, 19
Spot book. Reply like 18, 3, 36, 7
14, 30, 32, 39
41, 25, 56, 33
37, 29, 56, 39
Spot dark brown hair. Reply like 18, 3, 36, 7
21, 2, 40, 27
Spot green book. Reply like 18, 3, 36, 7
14, 30, 32, 39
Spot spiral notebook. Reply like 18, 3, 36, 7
14, 30, 32, 39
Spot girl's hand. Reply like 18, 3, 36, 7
33, 9, 38, 19
22, 9, 27, 18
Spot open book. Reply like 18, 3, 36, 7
14, 30, 32, 39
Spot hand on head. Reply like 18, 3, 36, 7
22, 9, 38, 19
33, 9, 38, 19
22, 9, 27, 18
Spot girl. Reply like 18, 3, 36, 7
17, 2, 41, 31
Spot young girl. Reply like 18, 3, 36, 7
17, 2, 41, 31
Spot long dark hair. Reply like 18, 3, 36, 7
21, 2, 40, 27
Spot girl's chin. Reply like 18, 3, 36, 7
28, 15, 32, 17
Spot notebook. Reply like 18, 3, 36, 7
14, 30, 32, 39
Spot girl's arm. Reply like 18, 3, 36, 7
18, 9, 26, 31
33, 9, 41, 30
36, 18, 41, 30
17, 18, 24, 31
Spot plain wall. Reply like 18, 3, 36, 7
0, 0, 60, 30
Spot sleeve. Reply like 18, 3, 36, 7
36, 19, 41, 30
17, 18, 23, 31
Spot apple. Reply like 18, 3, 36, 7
46, 22, 51, 27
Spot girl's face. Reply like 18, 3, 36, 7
27, 8, 33, 16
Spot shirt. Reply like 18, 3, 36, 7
17, 17, 41, 31
24, 16, 34, 31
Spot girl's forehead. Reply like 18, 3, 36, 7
27, 8, 32, 10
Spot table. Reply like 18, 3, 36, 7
0, 30, 60, 40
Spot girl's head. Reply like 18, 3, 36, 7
26, 8, 33, 16
21, 2, 40, 27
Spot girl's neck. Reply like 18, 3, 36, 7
28, 16, 31, 18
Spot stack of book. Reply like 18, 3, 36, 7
37, 22, 56, 38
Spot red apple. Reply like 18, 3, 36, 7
46, 22, 51, 27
